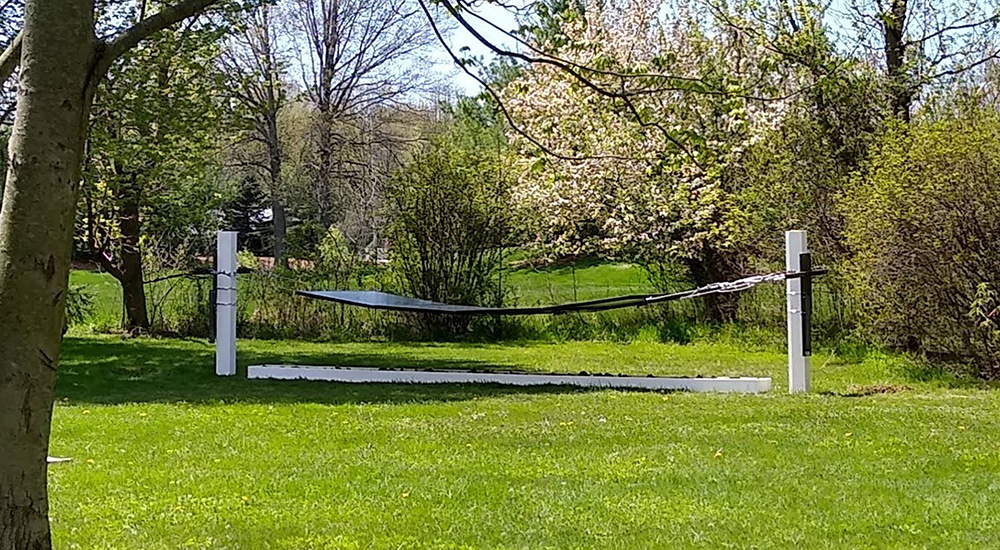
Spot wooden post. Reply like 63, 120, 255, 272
786, 230, 810, 393
216, 231, 237, 376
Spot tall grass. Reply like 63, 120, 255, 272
70, 260, 857, 349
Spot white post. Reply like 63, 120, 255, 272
216, 231, 237, 376
786, 230, 810, 393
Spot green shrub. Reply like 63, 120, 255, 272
841, 114, 1000, 376
385, 122, 514, 328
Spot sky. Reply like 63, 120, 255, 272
432, 2, 520, 96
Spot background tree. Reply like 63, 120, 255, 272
842, 0, 1000, 121
707, 0, 885, 259
387, 98, 514, 321
221, 2, 291, 265
287, 0, 444, 245
842, 113, 1000, 372
500, 0, 788, 320
81, 17, 231, 332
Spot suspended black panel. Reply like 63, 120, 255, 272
295, 290, 654, 316
295, 269, 828, 317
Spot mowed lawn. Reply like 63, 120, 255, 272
50, 334, 1000, 549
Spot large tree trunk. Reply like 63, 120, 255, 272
118, 180, 149, 331
0, 0, 95, 546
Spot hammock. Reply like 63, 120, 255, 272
295, 269, 827, 316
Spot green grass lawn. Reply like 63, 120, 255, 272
504, 259, 652, 305
69, 270, 122, 324
50, 333, 1000, 549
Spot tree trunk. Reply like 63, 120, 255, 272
120, 266, 149, 333
883, 0, 911, 122
265, 112, 287, 268
118, 179, 149, 332
315, 112, 336, 228
0, 0, 95, 546
685, 247, 740, 324
271, 193, 287, 267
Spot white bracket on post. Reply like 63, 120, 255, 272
216, 230, 237, 376
786, 230, 810, 393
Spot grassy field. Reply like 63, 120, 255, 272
504, 259, 652, 304
49, 332, 1000, 549
69, 270, 123, 325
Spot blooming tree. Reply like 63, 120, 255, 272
503, 0, 791, 286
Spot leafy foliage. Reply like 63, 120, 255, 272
64, 285, 95, 327
79, 21, 233, 330
386, 113, 514, 315
842, 114, 1000, 376
83, 22, 230, 263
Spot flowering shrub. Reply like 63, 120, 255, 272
503, 0, 791, 265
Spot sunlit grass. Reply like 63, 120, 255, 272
49, 334, 1000, 549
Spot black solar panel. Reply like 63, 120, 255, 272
295, 290, 654, 316
294, 269, 827, 317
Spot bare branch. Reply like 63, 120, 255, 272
0, 31, 21, 85
457, 1, 711, 92
925, 52, 1000, 82
906, 15, 1000, 48
416, 0, 644, 163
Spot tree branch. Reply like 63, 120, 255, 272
95, 0, 220, 77
906, 15, 1000, 48
416, 0, 644, 163
0, 31, 21, 85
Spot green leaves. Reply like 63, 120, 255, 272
386, 112, 514, 315
842, 113, 1000, 375
82, 18, 235, 270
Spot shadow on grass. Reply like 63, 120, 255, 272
57, 336, 607, 406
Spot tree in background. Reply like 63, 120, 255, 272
219, 173, 270, 254
501, 0, 790, 320
712, 0, 885, 261
81, 18, 231, 332
221, 2, 291, 265
843, 0, 1000, 122
842, 113, 1000, 374
287, 0, 444, 242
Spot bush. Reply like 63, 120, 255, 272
841, 114, 1000, 376
65, 284, 95, 327
318, 225, 361, 289
385, 122, 514, 328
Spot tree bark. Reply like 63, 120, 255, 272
265, 111, 287, 268
271, 191, 287, 267
0, 0, 95, 547
316, 117, 336, 228
2, 0, 222, 545
685, 247, 740, 323
883, 0, 912, 122
118, 177, 149, 332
